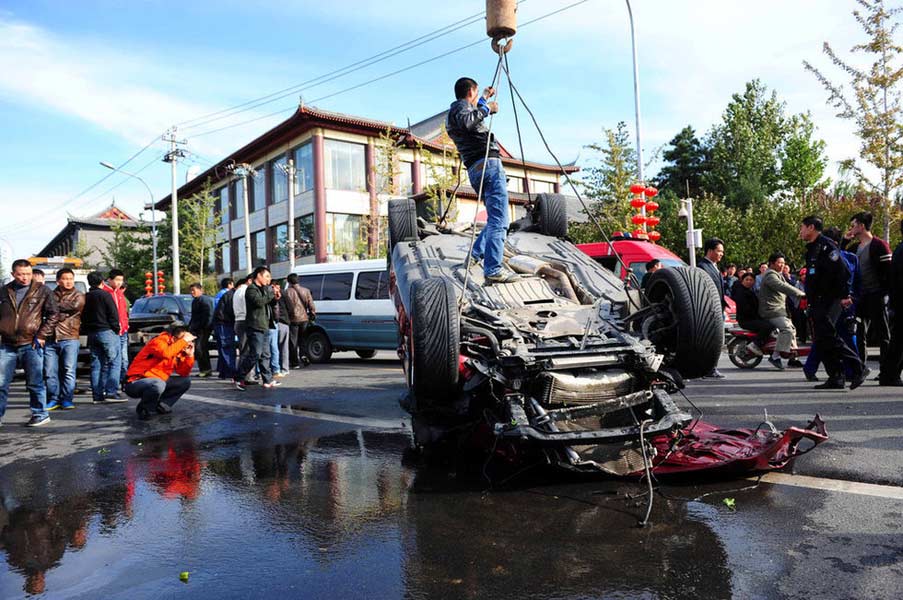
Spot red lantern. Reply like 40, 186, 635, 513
645, 201, 659, 213
630, 183, 646, 195
612, 231, 623, 238
630, 197, 646, 209
644, 186, 658, 198
157, 271, 164, 276
633, 229, 645, 238
648, 230, 662, 242
631, 214, 646, 225
646, 216, 661, 227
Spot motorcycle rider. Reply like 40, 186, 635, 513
758, 252, 805, 370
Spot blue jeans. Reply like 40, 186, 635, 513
107, 332, 128, 393
44, 338, 79, 405
269, 328, 280, 375
0, 343, 47, 419
215, 323, 236, 379
88, 330, 120, 402
467, 158, 510, 277
237, 329, 272, 384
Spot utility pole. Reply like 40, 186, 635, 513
163, 128, 187, 293
232, 164, 255, 270
278, 159, 297, 271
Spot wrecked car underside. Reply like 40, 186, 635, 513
387, 196, 827, 477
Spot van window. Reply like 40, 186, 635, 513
298, 275, 324, 301
355, 271, 389, 300
321, 273, 353, 300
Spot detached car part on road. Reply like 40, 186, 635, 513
387, 195, 827, 477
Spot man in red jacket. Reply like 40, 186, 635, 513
102, 269, 130, 397
124, 323, 196, 420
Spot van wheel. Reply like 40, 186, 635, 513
304, 330, 333, 363
355, 349, 376, 359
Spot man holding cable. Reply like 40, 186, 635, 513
447, 76, 520, 285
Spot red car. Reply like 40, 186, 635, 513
577, 235, 737, 327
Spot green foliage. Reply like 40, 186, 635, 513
419, 132, 462, 224
804, 0, 903, 239
157, 178, 221, 291
99, 220, 153, 301
578, 121, 638, 237
654, 126, 708, 199
781, 113, 830, 200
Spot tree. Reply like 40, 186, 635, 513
418, 127, 461, 224
370, 127, 404, 257
804, 0, 903, 240
654, 126, 708, 198
99, 220, 153, 301
704, 80, 788, 210
574, 122, 638, 239
157, 178, 220, 291
780, 112, 830, 200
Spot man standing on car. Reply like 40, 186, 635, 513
102, 269, 129, 398
846, 211, 893, 378
801, 215, 865, 390
697, 237, 727, 378
83, 271, 128, 405
188, 282, 214, 377
212, 277, 236, 380
0, 259, 60, 427
447, 77, 520, 285
234, 267, 278, 390
284, 273, 315, 368
44, 268, 85, 411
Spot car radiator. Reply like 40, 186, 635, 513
536, 369, 634, 406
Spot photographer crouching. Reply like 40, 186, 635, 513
124, 323, 196, 420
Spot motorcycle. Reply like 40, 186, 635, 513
726, 327, 811, 369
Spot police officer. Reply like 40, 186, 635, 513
800, 215, 865, 390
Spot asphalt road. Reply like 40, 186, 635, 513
0, 351, 901, 599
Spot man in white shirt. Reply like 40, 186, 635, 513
232, 274, 252, 358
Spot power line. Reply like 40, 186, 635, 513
192, 0, 590, 140
177, 3, 532, 131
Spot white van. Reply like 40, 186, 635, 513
291, 259, 397, 362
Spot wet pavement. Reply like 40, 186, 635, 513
1, 353, 902, 599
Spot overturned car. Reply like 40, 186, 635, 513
388, 195, 730, 474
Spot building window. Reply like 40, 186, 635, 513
235, 237, 246, 271
219, 186, 231, 224
293, 143, 313, 194
397, 161, 413, 195
326, 213, 363, 257
221, 242, 231, 272
355, 271, 389, 300
531, 179, 556, 194
250, 166, 266, 212
295, 215, 315, 258
507, 175, 524, 194
271, 223, 289, 263
325, 139, 365, 191
234, 178, 245, 218
207, 246, 216, 274
272, 155, 289, 204
251, 230, 267, 266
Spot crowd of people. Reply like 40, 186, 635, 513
702, 211, 903, 389
0, 261, 317, 428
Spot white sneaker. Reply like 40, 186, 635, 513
263, 380, 282, 389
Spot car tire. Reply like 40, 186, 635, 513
304, 329, 333, 363
410, 277, 459, 404
355, 349, 377, 359
533, 193, 568, 238
388, 198, 418, 257
645, 266, 724, 379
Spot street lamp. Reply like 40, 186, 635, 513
99, 161, 158, 282
625, 0, 644, 188
678, 198, 701, 268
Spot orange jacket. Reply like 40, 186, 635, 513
126, 332, 194, 383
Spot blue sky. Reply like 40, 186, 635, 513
0, 0, 868, 258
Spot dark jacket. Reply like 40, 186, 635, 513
805, 234, 851, 305
244, 283, 276, 332
0, 281, 60, 346
697, 257, 726, 309
284, 284, 316, 324
213, 288, 236, 326
53, 287, 85, 341
81, 286, 121, 335
189, 294, 215, 333
891, 240, 903, 311
732, 281, 760, 325
276, 294, 291, 326
446, 98, 500, 168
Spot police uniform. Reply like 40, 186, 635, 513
805, 233, 864, 387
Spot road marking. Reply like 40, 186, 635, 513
181, 393, 410, 431
754, 472, 903, 500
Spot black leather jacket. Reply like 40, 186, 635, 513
446, 99, 500, 168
